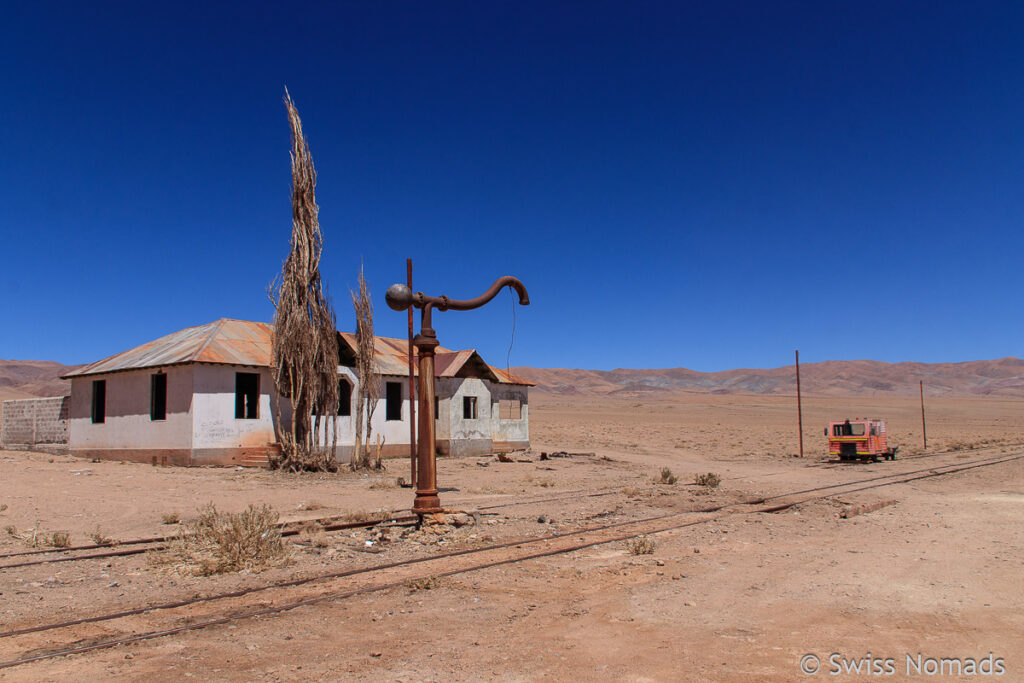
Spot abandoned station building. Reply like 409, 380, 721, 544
60, 319, 532, 467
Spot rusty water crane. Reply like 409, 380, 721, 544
386, 275, 530, 515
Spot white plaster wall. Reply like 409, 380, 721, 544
191, 365, 277, 449
67, 367, 193, 450
314, 370, 413, 451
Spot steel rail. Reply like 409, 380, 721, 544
1, 443, 1012, 568
4, 450, 1019, 671
2, 449, 1021, 668
0, 487, 620, 565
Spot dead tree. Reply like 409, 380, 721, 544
268, 90, 339, 472
351, 265, 382, 469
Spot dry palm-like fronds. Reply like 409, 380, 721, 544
351, 264, 383, 469
269, 89, 339, 472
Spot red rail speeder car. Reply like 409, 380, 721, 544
826, 418, 898, 461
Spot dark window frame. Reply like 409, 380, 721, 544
463, 395, 478, 420
385, 381, 402, 421
235, 372, 260, 420
337, 379, 352, 417
150, 373, 167, 421
91, 380, 106, 424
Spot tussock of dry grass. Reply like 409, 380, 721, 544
406, 575, 441, 591
658, 468, 678, 485
626, 535, 656, 555
161, 512, 181, 525
299, 526, 329, 547
694, 472, 721, 489
48, 531, 71, 548
88, 527, 113, 545
154, 504, 287, 575
341, 509, 391, 524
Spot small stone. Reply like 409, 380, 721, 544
684, 601, 695, 607
537, 515, 549, 524
655, 560, 665, 566
370, 652, 383, 658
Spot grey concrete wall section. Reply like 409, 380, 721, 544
489, 384, 530, 444
1, 396, 70, 450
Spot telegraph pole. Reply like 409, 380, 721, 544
796, 349, 804, 458
920, 380, 927, 450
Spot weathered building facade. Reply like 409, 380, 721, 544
62, 319, 532, 467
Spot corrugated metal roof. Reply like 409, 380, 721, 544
64, 319, 535, 385
63, 319, 273, 378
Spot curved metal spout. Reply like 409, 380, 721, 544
433, 276, 530, 311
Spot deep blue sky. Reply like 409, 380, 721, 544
2, 2, 1021, 371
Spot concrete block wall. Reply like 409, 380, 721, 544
1, 396, 70, 451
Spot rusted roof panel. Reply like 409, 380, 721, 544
63, 319, 273, 378
65, 319, 530, 384
490, 366, 536, 386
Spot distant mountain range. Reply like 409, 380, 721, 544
510, 358, 1024, 398
0, 360, 80, 404
2, 357, 1023, 404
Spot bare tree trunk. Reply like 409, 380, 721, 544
351, 265, 382, 469
268, 90, 339, 472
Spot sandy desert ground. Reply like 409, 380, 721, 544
1, 392, 1022, 681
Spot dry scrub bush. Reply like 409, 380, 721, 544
626, 535, 656, 555
299, 526, 329, 548
88, 527, 112, 545
0, 503, 7, 513
161, 512, 181, 525
341, 509, 391, 524
369, 478, 397, 490
658, 468, 678, 485
158, 504, 286, 576
406, 575, 441, 591
49, 531, 71, 548
694, 472, 721, 489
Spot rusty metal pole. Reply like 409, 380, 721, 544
407, 259, 417, 486
413, 328, 441, 513
920, 380, 927, 450
386, 276, 530, 516
795, 349, 804, 458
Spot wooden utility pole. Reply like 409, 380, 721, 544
796, 349, 804, 458
920, 380, 927, 450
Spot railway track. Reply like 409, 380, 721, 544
0, 442, 1014, 570
1, 448, 1021, 671
0, 487, 622, 569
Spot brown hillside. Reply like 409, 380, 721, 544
0, 359, 81, 406
511, 357, 1024, 398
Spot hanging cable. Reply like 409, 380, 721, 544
506, 285, 517, 374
